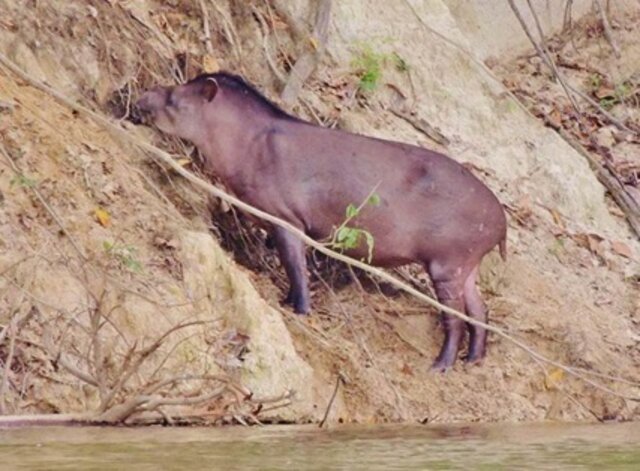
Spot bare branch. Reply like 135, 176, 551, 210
280, 0, 332, 106
593, 0, 620, 58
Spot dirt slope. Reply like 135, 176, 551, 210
0, 0, 639, 424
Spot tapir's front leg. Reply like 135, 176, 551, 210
272, 226, 310, 314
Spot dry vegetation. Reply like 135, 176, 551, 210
0, 0, 639, 426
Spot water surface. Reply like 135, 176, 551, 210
1, 422, 639, 470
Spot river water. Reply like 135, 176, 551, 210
1, 422, 639, 470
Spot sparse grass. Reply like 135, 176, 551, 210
9, 174, 36, 188
103, 240, 143, 273
352, 47, 409, 93
352, 46, 385, 92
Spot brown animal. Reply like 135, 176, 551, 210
135, 72, 507, 371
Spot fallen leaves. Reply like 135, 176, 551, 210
202, 54, 220, 73
610, 240, 633, 259
572, 233, 605, 259
94, 207, 110, 227
571, 232, 635, 262
544, 368, 564, 391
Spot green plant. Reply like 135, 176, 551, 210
103, 240, 143, 273
352, 47, 410, 94
599, 96, 616, 110
9, 174, 36, 188
587, 73, 602, 90
329, 190, 381, 263
615, 82, 632, 99
352, 46, 385, 92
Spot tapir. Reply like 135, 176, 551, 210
136, 72, 507, 371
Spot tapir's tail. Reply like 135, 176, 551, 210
498, 236, 507, 261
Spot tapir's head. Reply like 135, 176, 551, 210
135, 77, 219, 141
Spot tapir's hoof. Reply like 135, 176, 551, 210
464, 353, 485, 366
430, 358, 454, 373
283, 295, 310, 315
293, 304, 310, 315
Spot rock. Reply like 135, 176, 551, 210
179, 231, 322, 422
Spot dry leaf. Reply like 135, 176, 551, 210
546, 108, 563, 129
544, 368, 564, 390
308, 36, 319, 51
594, 84, 615, 99
202, 54, 220, 73
154, 236, 179, 250
573, 233, 605, 258
400, 363, 414, 376
511, 195, 534, 227
94, 207, 111, 227
611, 241, 632, 259
176, 158, 192, 167
548, 207, 565, 229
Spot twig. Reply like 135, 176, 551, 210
319, 373, 345, 428
280, 0, 332, 106
251, 6, 287, 83
209, 0, 244, 71
198, 0, 214, 56
389, 108, 450, 147
559, 128, 640, 238
511, 0, 581, 114
1, 53, 639, 404
507, 0, 633, 134
563, 0, 574, 32
98, 320, 206, 412
0, 320, 17, 414
56, 354, 100, 388
569, 85, 633, 133
593, 0, 620, 58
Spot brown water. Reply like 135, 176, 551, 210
0, 422, 639, 470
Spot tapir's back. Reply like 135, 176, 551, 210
273, 120, 506, 265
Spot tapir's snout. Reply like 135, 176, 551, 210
134, 87, 169, 113
134, 93, 152, 113
132, 87, 169, 124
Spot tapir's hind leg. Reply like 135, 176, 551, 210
272, 225, 310, 314
463, 266, 487, 364
427, 262, 468, 372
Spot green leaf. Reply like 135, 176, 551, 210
336, 226, 350, 243
344, 229, 359, 249
368, 193, 381, 206
346, 203, 358, 219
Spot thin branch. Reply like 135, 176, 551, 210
512, 0, 581, 113
559, 128, 640, 238
198, 0, 214, 56
0, 320, 17, 414
56, 354, 100, 387
251, 6, 287, 83
280, 0, 332, 106
319, 373, 345, 428
593, 0, 620, 58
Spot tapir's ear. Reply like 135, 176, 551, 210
202, 78, 219, 102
